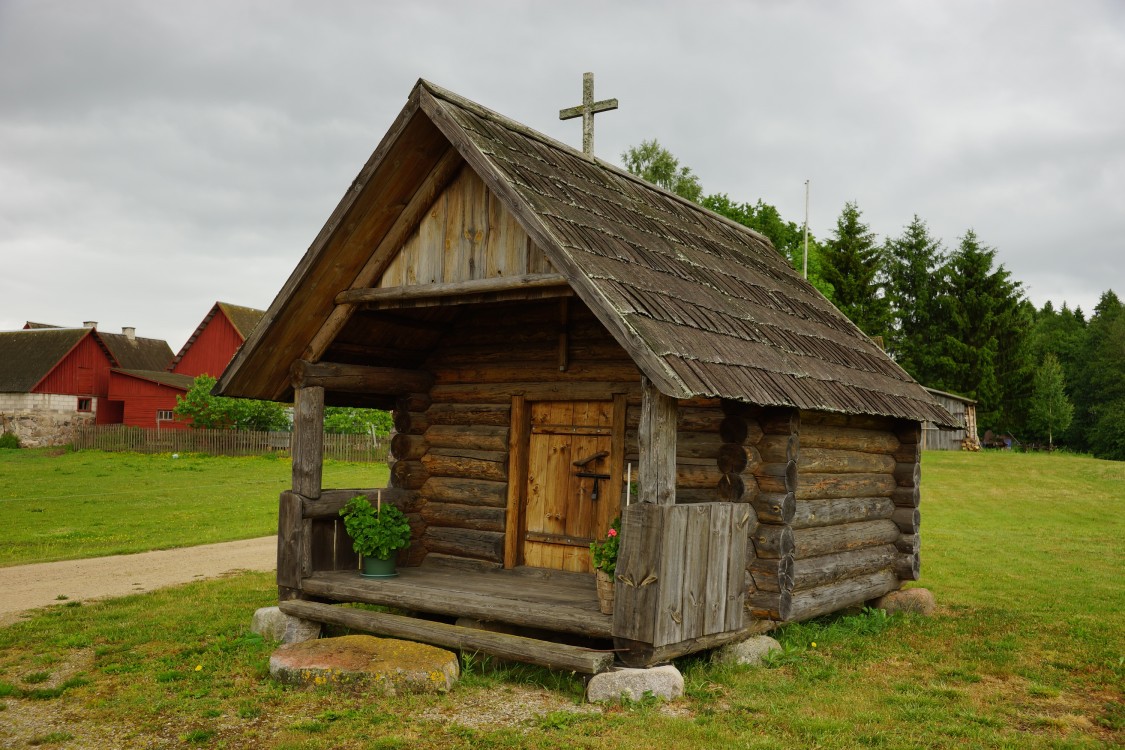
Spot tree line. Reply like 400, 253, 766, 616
624, 140, 1125, 460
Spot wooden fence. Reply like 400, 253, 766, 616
73, 425, 389, 463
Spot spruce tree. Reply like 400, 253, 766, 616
883, 215, 945, 383
821, 202, 889, 338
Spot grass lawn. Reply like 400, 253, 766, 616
0, 449, 1121, 748
0, 448, 388, 566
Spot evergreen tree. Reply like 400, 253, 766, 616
1027, 353, 1073, 449
882, 215, 945, 383
621, 140, 703, 202
1074, 291, 1125, 458
820, 202, 889, 337
932, 230, 1025, 432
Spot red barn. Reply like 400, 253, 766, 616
0, 323, 173, 446
107, 302, 265, 428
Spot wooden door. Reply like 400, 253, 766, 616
523, 400, 620, 572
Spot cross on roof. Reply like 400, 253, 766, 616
559, 72, 618, 156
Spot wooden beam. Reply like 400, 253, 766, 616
279, 600, 615, 675
638, 377, 677, 505
291, 386, 324, 499
504, 395, 529, 568
303, 146, 466, 363
335, 273, 570, 307
290, 360, 433, 395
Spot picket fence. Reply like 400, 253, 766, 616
73, 425, 388, 463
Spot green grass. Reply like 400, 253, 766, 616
0, 450, 1120, 748
0, 449, 388, 566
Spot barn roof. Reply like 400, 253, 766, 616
0, 328, 89, 392
217, 79, 954, 426
112, 369, 195, 390
169, 302, 264, 372
100, 333, 174, 371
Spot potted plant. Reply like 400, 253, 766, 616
589, 517, 620, 615
339, 494, 412, 578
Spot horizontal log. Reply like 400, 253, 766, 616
747, 589, 792, 620
757, 434, 800, 464
752, 492, 795, 525
390, 433, 428, 461
719, 415, 765, 445
756, 461, 798, 493
799, 448, 896, 475
791, 543, 899, 591
751, 523, 794, 559
794, 519, 901, 559
397, 393, 432, 413
675, 462, 724, 489
891, 507, 920, 534
424, 424, 509, 452
799, 412, 894, 431
892, 442, 921, 464
420, 477, 508, 508
393, 410, 430, 435
291, 360, 434, 395
303, 488, 418, 518
798, 423, 899, 454
717, 443, 748, 474
279, 600, 614, 675
895, 422, 922, 444
747, 554, 795, 593
895, 552, 921, 581
794, 472, 898, 501
894, 461, 921, 487
420, 501, 505, 532
422, 527, 505, 564
624, 430, 728, 462
626, 405, 725, 432
895, 534, 920, 555
336, 272, 570, 305
892, 486, 920, 508
791, 496, 895, 530
390, 459, 429, 490
759, 409, 799, 436
717, 472, 745, 501
421, 449, 508, 482
614, 624, 768, 668
426, 403, 511, 427
430, 381, 642, 404
787, 568, 899, 621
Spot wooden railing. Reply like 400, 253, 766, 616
73, 425, 389, 463
613, 502, 751, 650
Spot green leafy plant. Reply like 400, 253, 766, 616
0, 432, 20, 449
590, 517, 620, 575
339, 495, 411, 560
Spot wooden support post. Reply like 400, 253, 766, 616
504, 395, 529, 568
291, 385, 325, 499
639, 376, 677, 505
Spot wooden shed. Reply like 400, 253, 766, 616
216, 80, 956, 673
921, 387, 978, 450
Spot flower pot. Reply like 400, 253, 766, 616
595, 569, 615, 615
360, 553, 398, 578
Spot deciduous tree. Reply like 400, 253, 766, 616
1027, 353, 1073, 449
621, 139, 703, 202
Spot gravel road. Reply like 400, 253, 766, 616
0, 536, 276, 626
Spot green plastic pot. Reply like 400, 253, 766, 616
360, 554, 398, 578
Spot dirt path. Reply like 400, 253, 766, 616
0, 536, 276, 626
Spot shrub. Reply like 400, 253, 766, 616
0, 432, 20, 449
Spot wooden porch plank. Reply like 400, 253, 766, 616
279, 600, 615, 675
300, 568, 612, 638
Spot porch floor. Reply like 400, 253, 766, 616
300, 563, 613, 639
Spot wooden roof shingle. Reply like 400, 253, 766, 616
216, 80, 956, 427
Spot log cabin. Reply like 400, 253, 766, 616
215, 80, 957, 673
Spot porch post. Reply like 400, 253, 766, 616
638, 376, 676, 505
291, 385, 325, 499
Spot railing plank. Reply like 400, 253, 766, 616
73, 425, 388, 462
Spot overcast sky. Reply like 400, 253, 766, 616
1, 0, 1121, 350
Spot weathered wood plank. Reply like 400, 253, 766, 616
791, 496, 896, 530
680, 505, 710, 642
337, 273, 570, 306
303, 488, 418, 519
278, 491, 303, 591
292, 386, 325, 499
431, 381, 643, 404
504, 395, 529, 568
291, 360, 433, 395
793, 519, 901, 559
421, 477, 507, 508
420, 501, 505, 532
425, 424, 509, 452
426, 403, 511, 427
704, 503, 733, 634
639, 377, 677, 505
787, 568, 899, 621
422, 527, 505, 563
726, 505, 751, 632
652, 504, 688, 648
613, 503, 665, 643
279, 600, 614, 675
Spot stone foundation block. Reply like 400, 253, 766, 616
586, 665, 683, 704
873, 587, 936, 616
251, 606, 322, 644
269, 635, 459, 694
711, 635, 782, 666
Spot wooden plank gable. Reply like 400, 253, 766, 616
378, 167, 554, 289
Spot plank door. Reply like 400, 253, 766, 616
523, 400, 619, 572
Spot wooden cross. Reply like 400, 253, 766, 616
559, 72, 618, 156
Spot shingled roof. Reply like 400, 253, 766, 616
100, 333, 174, 371
0, 328, 89, 392
218, 80, 954, 427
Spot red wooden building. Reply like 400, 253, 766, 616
107, 302, 264, 428
0, 323, 173, 446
